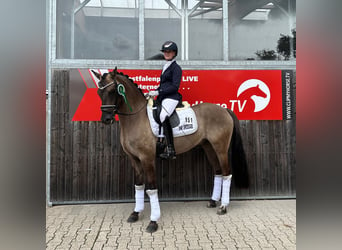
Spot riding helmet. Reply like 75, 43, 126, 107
160, 41, 178, 56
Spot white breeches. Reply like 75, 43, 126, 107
160, 98, 179, 123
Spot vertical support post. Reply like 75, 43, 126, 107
139, 0, 145, 60
70, 1, 75, 59
184, 0, 189, 60
181, 0, 185, 60
47, 0, 58, 207
50, 0, 57, 60
223, 0, 229, 61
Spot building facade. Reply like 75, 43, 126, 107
47, 0, 296, 205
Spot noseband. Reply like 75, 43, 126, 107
100, 80, 120, 114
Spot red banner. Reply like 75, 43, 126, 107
72, 69, 286, 121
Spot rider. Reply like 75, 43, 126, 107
148, 41, 182, 160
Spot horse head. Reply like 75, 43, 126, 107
93, 67, 123, 124
254, 84, 267, 98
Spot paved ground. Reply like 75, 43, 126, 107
46, 199, 296, 249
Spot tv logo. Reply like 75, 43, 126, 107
236, 79, 270, 112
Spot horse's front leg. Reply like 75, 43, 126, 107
146, 189, 160, 233
127, 184, 145, 223
145, 162, 160, 233
126, 157, 160, 233
127, 158, 145, 223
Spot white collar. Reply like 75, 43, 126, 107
162, 59, 176, 74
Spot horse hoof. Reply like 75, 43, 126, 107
207, 199, 217, 208
127, 211, 139, 223
217, 205, 227, 215
146, 221, 158, 233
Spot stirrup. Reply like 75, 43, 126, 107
159, 147, 176, 160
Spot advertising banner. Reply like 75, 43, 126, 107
69, 69, 294, 121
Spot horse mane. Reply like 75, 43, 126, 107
116, 71, 145, 97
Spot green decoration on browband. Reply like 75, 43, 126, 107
117, 83, 132, 112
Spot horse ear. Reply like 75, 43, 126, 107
91, 70, 101, 80
110, 67, 118, 78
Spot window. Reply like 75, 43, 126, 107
188, 1, 223, 60
144, 1, 182, 60
56, 0, 139, 59
54, 0, 296, 61
229, 0, 296, 61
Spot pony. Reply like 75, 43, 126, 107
92, 67, 249, 233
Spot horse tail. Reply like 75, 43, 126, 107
227, 109, 250, 188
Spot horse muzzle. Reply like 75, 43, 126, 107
101, 105, 117, 124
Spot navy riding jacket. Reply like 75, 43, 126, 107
156, 61, 182, 103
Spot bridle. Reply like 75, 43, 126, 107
100, 78, 146, 116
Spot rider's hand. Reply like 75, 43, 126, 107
148, 90, 159, 97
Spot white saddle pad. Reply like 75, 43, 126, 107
147, 101, 198, 138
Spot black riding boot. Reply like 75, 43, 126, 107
159, 117, 176, 160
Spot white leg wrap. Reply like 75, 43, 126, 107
134, 184, 145, 213
211, 175, 223, 201
146, 189, 161, 222
221, 175, 232, 207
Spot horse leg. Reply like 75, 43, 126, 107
145, 164, 160, 233
127, 184, 145, 223
146, 189, 160, 233
216, 145, 233, 215
217, 174, 232, 215
202, 141, 223, 208
127, 158, 145, 223
208, 174, 222, 208
203, 141, 232, 215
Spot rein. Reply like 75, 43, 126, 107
116, 101, 146, 116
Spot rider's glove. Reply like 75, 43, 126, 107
148, 90, 159, 97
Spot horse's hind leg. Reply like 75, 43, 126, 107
213, 147, 232, 215
202, 141, 223, 208
217, 174, 232, 215
202, 140, 232, 215
216, 148, 232, 215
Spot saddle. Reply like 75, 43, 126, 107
148, 98, 194, 156
152, 99, 184, 127
146, 98, 197, 138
